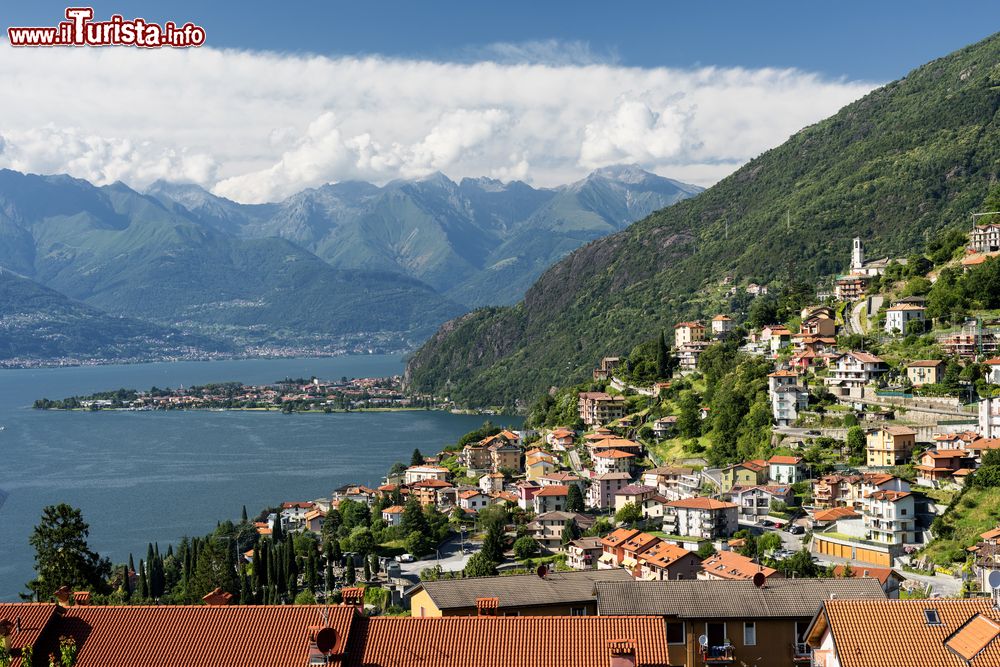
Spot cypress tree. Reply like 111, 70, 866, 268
345, 558, 356, 585
272, 518, 284, 544
363, 558, 371, 582
137, 559, 148, 599
370, 554, 380, 576
241, 505, 248, 522
656, 329, 669, 379
121, 564, 131, 598
410, 448, 425, 466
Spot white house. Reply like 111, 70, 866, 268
592, 449, 635, 475
768, 455, 805, 484
381, 505, 404, 527
862, 490, 916, 545
403, 465, 450, 485
884, 303, 926, 334
662, 498, 739, 539
772, 385, 809, 426
980, 396, 1000, 439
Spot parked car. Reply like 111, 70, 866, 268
396, 553, 416, 563
787, 525, 805, 535
759, 519, 774, 527
774, 522, 784, 529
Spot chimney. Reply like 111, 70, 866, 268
72, 591, 91, 606
53, 586, 72, 607
341, 586, 365, 612
201, 587, 234, 606
609, 639, 637, 667
476, 597, 499, 617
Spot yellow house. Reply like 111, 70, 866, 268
906, 360, 944, 387
866, 426, 917, 467
525, 454, 557, 481
719, 460, 768, 491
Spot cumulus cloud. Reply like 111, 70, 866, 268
0, 41, 877, 203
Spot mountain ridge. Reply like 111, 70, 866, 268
403, 32, 1000, 408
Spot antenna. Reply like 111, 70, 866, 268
315, 627, 338, 654
988, 570, 1000, 609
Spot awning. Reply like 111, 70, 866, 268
621, 556, 637, 568
641, 571, 659, 581
598, 553, 616, 563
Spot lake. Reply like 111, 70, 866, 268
0, 356, 521, 601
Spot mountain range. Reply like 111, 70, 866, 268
403, 32, 1000, 408
0, 165, 699, 363
148, 165, 701, 307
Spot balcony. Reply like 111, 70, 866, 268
700, 644, 735, 663
793, 642, 811, 663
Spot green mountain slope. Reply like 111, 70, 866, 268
0, 171, 464, 350
150, 167, 701, 307
0, 270, 225, 361
404, 33, 1000, 407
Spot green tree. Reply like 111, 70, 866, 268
565, 485, 585, 513
25, 504, 111, 601
401, 498, 430, 536
294, 589, 317, 605
405, 530, 433, 557
846, 426, 866, 459
656, 330, 670, 379
676, 390, 702, 439
463, 551, 498, 578
188, 538, 238, 601
410, 448, 425, 466
561, 519, 581, 546
344, 557, 356, 584
513, 536, 540, 560
614, 502, 643, 527
758, 532, 782, 554
480, 521, 506, 564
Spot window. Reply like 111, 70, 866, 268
666, 622, 685, 645
901, 508, 907, 516
924, 609, 941, 625
571, 607, 587, 617
743, 622, 756, 646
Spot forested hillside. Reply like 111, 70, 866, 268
405, 33, 1000, 408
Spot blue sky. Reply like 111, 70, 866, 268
1, 3, 997, 200
6, 1, 998, 79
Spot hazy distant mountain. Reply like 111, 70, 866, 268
149, 166, 702, 307
0, 269, 224, 361
0, 170, 464, 354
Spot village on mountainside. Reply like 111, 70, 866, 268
98, 223, 998, 666
7, 196, 1000, 667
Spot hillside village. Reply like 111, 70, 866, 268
171, 216, 1000, 665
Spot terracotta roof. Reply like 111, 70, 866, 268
410, 569, 632, 611
867, 490, 911, 502
908, 359, 944, 367
39, 605, 358, 667
809, 599, 1000, 667
637, 542, 695, 569
666, 497, 737, 510
674, 321, 705, 328
985, 358, 1000, 366
382, 505, 404, 514
600, 528, 641, 548
831, 565, 903, 586
812, 507, 861, 522
344, 615, 672, 667
593, 449, 636, 459
621, 532, 661, 554
700, 550, 777, 581
458, 490, 484, 500
410, 479, 453, 489
534, 485, 569, 497
596, 578, 885, 618
946, 615, 1000, 662
980, 527, 1000, 541
882, 425, 918, 436
0, 603, 60, 666
768, 369, 799, 377
842, 350, 885, 364
712, 314, 732, 321
768, 455, 803, 465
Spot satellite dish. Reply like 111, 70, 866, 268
752, 572, 767, 588
315, 627, 338, 654
988, 570, 1000, 591
536, 564, 548, 579
699, 635, 708, 647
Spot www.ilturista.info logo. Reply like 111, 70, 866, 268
7, 7, 206, 48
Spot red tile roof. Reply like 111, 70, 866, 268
343, 616, 672, 667
0, 603, 60, 667
534, 485, 570, 497
39, 605, 358, 667
667, 497, 737, 510
700, 550, 777, 581
831, 565, 903, 586
768, 455, 803, 465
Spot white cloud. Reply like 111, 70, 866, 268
0, 42, 877, 203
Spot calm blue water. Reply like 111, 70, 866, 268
0, 356, 520, 601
